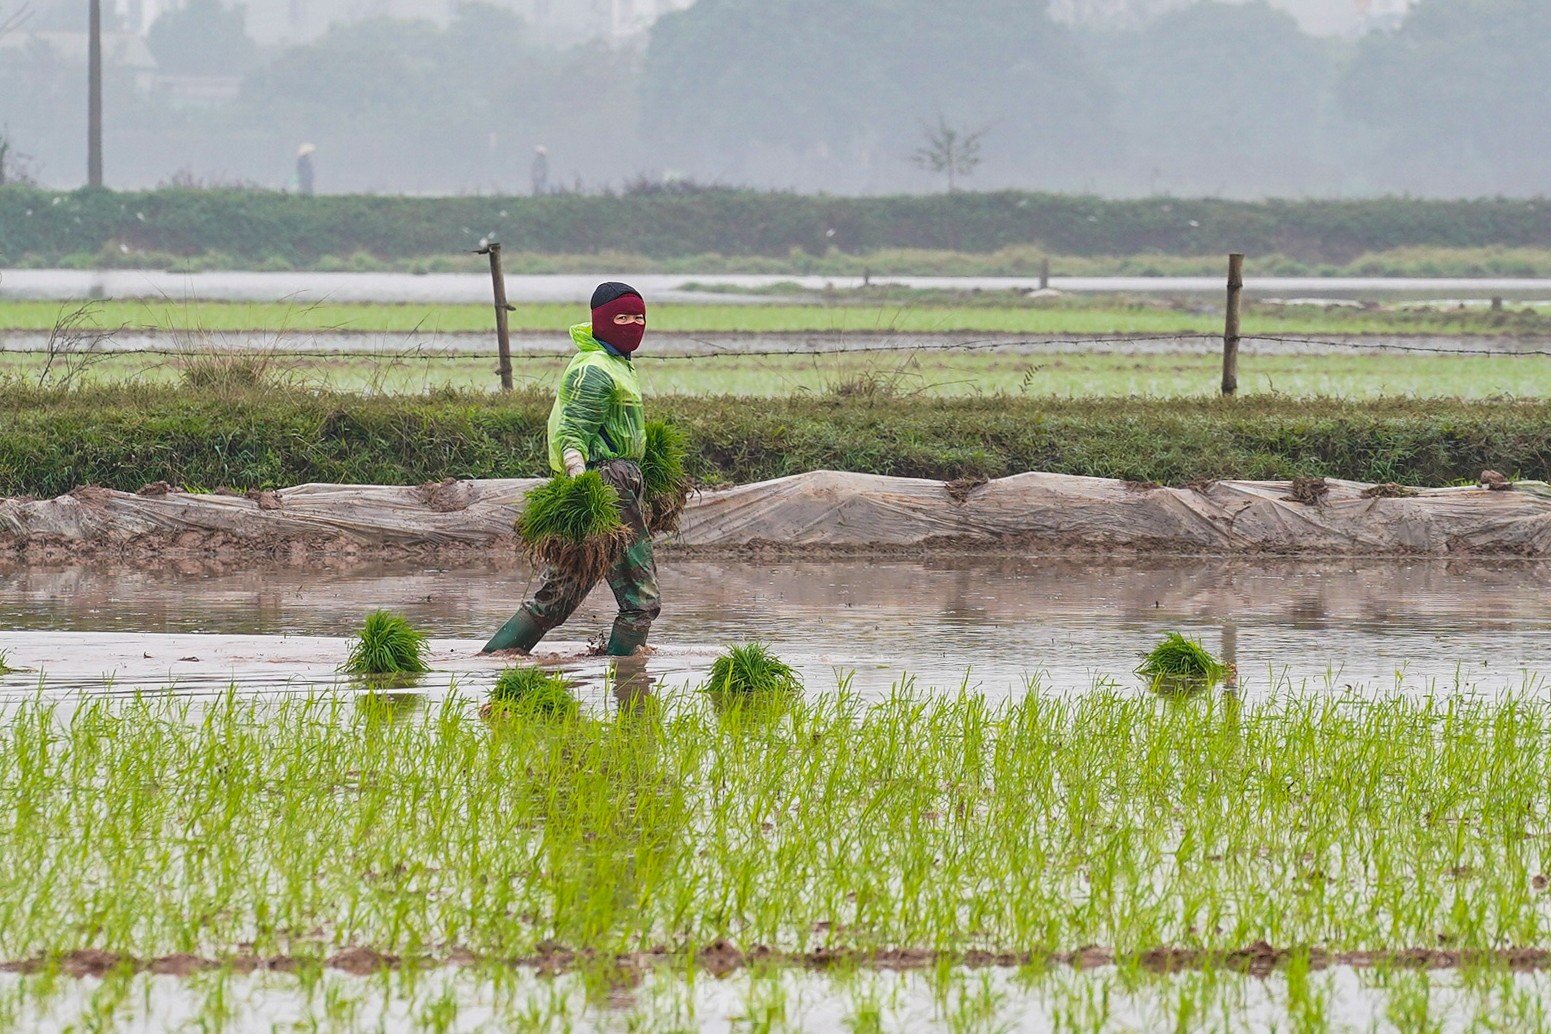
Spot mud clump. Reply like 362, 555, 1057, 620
67, 485, 116, 508
1481, 469, 1514, 491
944, 476, 989, 505
137, 481, 175, 498
1361, 482, 1418, 499
698, 939, 745, 977
148, 953, 215, 976
327, 946, 400, 975
245, 489, 283, 511
61, 949, 127, 978
1124, 480, 1163, 492
416, 478, 472, 513
1283, 477, 1330, 506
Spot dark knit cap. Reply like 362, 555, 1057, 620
591, 282, 642, 310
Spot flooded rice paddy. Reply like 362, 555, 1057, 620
8, 268, 1551, 304
3, 555, 1549, 702
7, 555, 1551, 1031
8, 962, 1551, 1032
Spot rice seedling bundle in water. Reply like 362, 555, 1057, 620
1136, 632, 1228, 694
516, 471, 629, 585
487, 666, 579, 719
642, 420, 692, 534
707, 642, 804, 697
343, 610, 430, 676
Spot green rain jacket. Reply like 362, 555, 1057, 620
546, 324, 646, 475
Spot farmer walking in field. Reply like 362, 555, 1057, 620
482, 283, 661, 657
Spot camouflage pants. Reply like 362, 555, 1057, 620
520, 460, 661, 653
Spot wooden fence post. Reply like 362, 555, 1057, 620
478, 242, 515, 392
1221, 253, 1244, 397
1039, 256, 1051, 291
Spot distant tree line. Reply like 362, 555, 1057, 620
0, 0, 1545, 198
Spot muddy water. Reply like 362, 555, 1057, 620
2, 556, 1548, 703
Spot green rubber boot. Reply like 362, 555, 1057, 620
482, 609, 547, 654
605, 622, 650, 658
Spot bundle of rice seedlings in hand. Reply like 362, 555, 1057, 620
343, 610, 431, 676
1136, 632, 1228, 695
641, 420, 692, 535
706, 642, 804, 697
516, 471, 630, 585
483, 666, 579, 721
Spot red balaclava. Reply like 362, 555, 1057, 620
591, 282, 647, 355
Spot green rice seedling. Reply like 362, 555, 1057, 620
641, 420, 692, 534
704, 642, 804, 710
486, 666, 579, 720
342, 610, 431, 676
516, 471, 630, 586
1136, 632, 1228, 694
0, 649, 12, 675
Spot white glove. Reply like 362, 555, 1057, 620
563, 449, 586, 478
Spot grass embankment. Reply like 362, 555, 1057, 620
1, 296, 1547, 337
5, 186, 1551, 265
3, 387, 1547, 498
5, 690, 1551, 971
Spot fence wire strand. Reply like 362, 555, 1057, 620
3, 331, 1551, 361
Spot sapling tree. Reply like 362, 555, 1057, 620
911, 116, 990, 193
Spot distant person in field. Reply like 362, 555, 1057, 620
531, 145, 549, 196
296, 143, 316, 196
482, 282, 660, 657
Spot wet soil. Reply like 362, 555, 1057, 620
11, 943, 1551, 980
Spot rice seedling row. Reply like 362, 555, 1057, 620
5, 686, 1551, 971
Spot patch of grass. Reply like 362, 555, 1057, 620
176, 351, 283, 393
342, 610, 430, 676
706, 642, 804, 697
642, 421, 692, 534
487, 667, 579, 719
516, 472, 630, 585
1136, 632, 1229, 694
0, 649, 12, 675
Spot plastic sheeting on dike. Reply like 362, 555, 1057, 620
5, 471, 1551, 560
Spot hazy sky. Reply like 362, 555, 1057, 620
107, 0, 1418, 42
1049, 0, 1413, 35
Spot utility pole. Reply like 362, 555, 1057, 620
88, 0, 103, 187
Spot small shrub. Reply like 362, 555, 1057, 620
1136, 632, 1227, 694
516, 471, 629, 584
706, 642, 803, 697
486, 666, 579, 719
642, 420, 692, 534
343, 610, 430, 676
